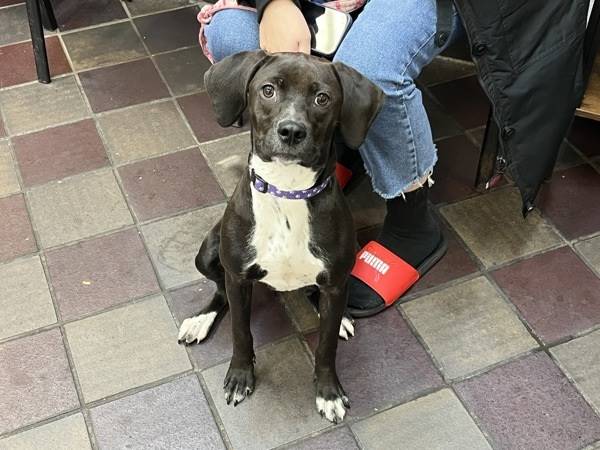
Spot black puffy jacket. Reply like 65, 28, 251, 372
252, 0, 590, 214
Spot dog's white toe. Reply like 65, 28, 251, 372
338, 316, 355, 340
178, 312, 217, 344
316, 396, 346, 423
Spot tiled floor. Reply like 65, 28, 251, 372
1, 1, 600, 449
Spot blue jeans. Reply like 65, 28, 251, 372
205, 0, 464, 198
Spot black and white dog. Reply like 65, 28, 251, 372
177, 50, 384, 423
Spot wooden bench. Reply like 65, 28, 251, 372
577, 52, 600, 121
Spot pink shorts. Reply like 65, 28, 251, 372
198, 0, 366, 62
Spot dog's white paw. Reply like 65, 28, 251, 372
316, 396, 347, 423
178, 312, 217, 344
338, 316, 355, 340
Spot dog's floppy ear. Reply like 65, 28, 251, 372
333, 62, 385, 149
204, 50, 269, 127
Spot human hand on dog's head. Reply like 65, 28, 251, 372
260, 0, 311, 54
204, 51, 384, 165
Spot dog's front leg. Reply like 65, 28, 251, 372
315, 284, 349, 423
223, 271, 255, 406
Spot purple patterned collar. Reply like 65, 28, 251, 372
249, 168, 331, 200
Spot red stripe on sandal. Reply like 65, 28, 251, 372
350, 241, 420, 306
335, 163, 353, 189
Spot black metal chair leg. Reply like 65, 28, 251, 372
475, 108, 500, 189
25, 0, 51, 84
40, 0, 58, 31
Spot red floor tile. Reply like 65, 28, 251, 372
79, 59, 170, 113
0, 330, 79, 434
13, 119, 109, 187
456, 353, 600, 450
178, 92, 249, 143
0, 36, 71, 88
0, 194, 36, 263
539, 165, 600, 239
118, 148, 224, 221
493, 247, 600, 343
45, 229, 160, 320
306, 308, 444, 418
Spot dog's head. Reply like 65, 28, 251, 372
204, 51, 384, 169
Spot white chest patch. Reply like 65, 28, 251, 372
247, 156, 326, 292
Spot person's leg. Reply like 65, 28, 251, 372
204, 8, 260, 62
334, 0, 463, 315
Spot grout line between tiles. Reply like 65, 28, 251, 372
126, 9, 232, 202
0, 125, 100, 448
3, 7, 600, 446
0, 408, 83, 441
57, 28, 236, 443
195, 372, 234, 450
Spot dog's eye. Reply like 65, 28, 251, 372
262, 84, 275, 99
315, 93, 330, 106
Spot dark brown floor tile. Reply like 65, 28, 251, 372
569, 117, 600, 158
118, 148, 224, 221
0, 4, 29, 46
430, 134, 480, 204
178, 92, 248, 143
466, 126, 485, 147
0, 330, 79, 434
13, 119, 108, 187
554, 141, 584, 171
46, 228, 160, 321
51, 0, 127, 31
79, 58, 169, 113
91, 376, 224, 449
169, 280, 294, 369
429, 76, 489, 130
492, 246, 600, 344
441, 37, 472, 62
125, 0, 198, 16
419, 56, 476, 87
306, 308, 444, 418
423, 94, 464, 141
456, 353, 600, 450
539, 165, 600, 239
0, 37, 70, 88
134, 7, 200, 54
0, 194, 36, 263
154, 47, 211, 96
61, 22, 146, 71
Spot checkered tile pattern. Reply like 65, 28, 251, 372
1, 1, 600, 448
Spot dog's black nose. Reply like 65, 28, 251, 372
277, 120, 307, 145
